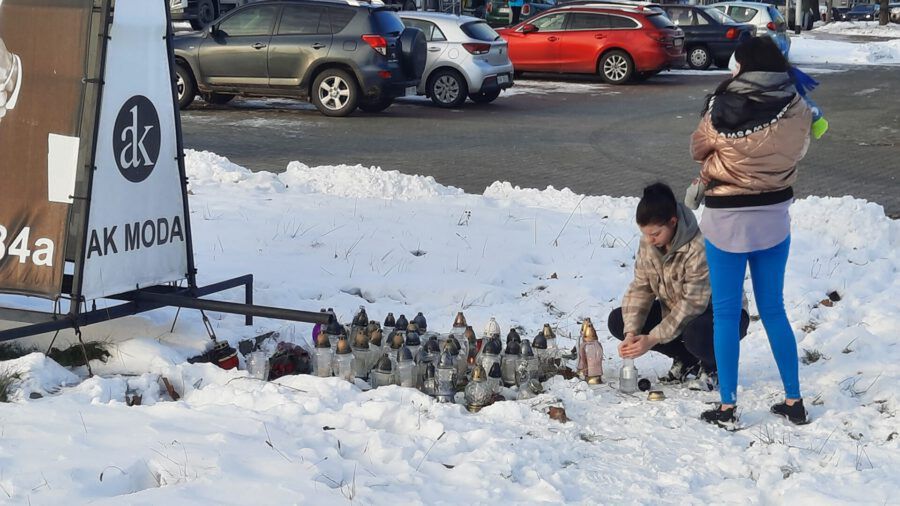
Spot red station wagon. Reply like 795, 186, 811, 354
497, 4, 685, 84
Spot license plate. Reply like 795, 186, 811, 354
406, 86, 417, 96
497, 74, 509, 85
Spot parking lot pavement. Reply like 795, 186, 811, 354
181, 65, 900, 217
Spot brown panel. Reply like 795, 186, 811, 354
0, 0, 93, 298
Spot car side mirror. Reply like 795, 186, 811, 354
521, 23, 538, 34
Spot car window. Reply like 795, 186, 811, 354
278, 5, 329, 35
530, 12, 567, 31
727, 6, 757, 22
768, 6, 785, 23
373, 10, 405, 35
328, 7, 356, 33
568, 12, 609, 30
713, 5, 726, 13
667, 8, 695, 26
219, 5, 279, 37
646, 12, 676, 29
401, 19, 447, 42
460, 21, 499, 41
608, 14, 640, 28
702, 7, 732, 23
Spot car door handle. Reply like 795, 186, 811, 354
428, 47, 442, 52
547, 36, 559, 42
252, 42, 267, 50
312, 43, 327, 49
594, 33, 606, 39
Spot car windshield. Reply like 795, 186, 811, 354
461, 21, 500, 41
702, 6, 733, 23
373, 10, 405, 35
849, 4, 874, 11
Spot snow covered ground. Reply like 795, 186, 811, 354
0, 151, 898, 504
812, 21, 900, 38
790, 34, 900, 65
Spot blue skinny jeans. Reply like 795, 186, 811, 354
705, 237, 801, 405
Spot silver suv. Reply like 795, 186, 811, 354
400, 12, 514, 107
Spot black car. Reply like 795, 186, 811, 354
845, 3, 879, 21
173, 0, 427, 116
660, 4, 756, 70
823, 6, 850, 21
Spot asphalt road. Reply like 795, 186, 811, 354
181, 65, 900, 217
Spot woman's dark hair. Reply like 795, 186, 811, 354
703, 36, 791, 114
636, 183, 677, 226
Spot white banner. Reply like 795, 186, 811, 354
81, 0, 189, 299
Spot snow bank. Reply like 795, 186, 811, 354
813, 21, 900, 38
0, 152, 897, 504
791, 35, 900, 65
186, 150, 462, 201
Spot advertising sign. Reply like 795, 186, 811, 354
0, 0, 94, 298
80, 0, 190, 299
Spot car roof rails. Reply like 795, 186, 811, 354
557, 0, 660, 9
304, 0, 387, 7
557, 1, 666, 13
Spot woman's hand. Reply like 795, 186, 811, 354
618, 333, 658, 359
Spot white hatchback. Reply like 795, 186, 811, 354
711, 1, 791, 55
400, 12, 515, 107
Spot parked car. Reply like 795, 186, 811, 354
496, 4, 685, 84
755, 0, 816, 30
710, 2, 790, 54
173, 0, 427, 116
399, 12, 514, 106
822, 6, 850, 21
845, 3, 879, 21
473, 0, 557, 27
659, 4, 756, 70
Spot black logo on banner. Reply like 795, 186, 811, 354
113, 95, 160, 182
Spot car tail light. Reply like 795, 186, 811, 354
766, 21, 777, 30
463, 43, 491, 55
378, 70, 392, 79
725, 27, 738, 39
645, 30, 668, 45
522, 3, 531, 15
486, 1, 493, 13
362, 35, 388, 56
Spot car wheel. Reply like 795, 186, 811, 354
429, 68, 468, 108
687, 45, 712, 70
468, 88, 502, 103
189, 0, 217, 30
202, 92, 235, 105
312, 69, 359, 117
598, 50, 633, 85
358, 96, 394, 113
175, 63, 196, 110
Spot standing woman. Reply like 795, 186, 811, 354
690, 36, 812, 429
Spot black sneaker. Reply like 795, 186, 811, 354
701, 404, 737, 430
659, 359, 700, 385
688, 368, 718, 392
771, 399, 810, 425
